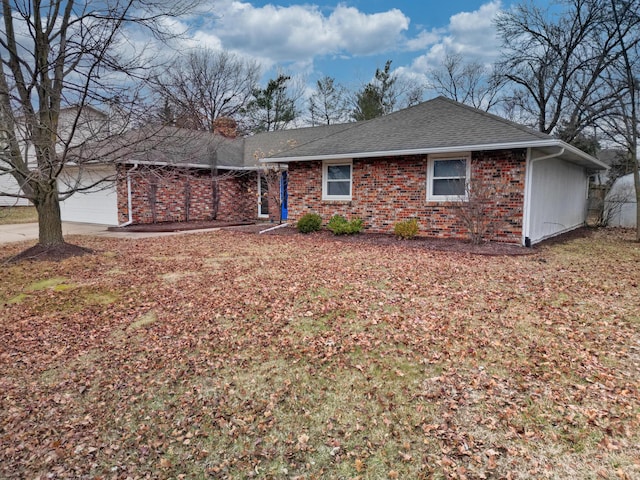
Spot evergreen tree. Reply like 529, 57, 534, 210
351, 60, 398, 121
245, 75, 296, 132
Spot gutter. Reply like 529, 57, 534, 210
118, 162, 138, 227
522, 147, 565, 247
260, 139, 607, 170
118, 159, 261, 171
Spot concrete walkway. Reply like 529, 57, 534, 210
0, 222, 221, 245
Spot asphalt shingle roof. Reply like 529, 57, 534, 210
73, 97, 605, 170
242, 123, 353, 165
72, 126, 246, 169
262, 97, 552, 160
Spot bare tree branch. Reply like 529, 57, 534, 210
0, 0, 202, 248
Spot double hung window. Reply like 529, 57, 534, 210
427, 156, 469, 201
322, 160, 352, 200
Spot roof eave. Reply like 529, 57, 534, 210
261, 139, 608, 170
548, 140, 609, 169
117, 159, 261, 171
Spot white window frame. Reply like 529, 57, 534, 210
322, 159, 352, 201
427, 154, 471, 202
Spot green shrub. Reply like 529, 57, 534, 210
326, 215, 364, 235
297, 213, 323, 233
394, 218, 419, 239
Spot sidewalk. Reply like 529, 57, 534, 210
0, 222, 222, 245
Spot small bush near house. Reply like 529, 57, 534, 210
297, 213, 322, 233
327, 215, 364, 235
394, 218, 419, 239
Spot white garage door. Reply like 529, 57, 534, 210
59, 166, 119, 225
0, 173, 31, 206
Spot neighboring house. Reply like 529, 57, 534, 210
605, 173, 638, 228
57, 97, 606, 245
261, 97, 608, 246
0, 105, 110, 207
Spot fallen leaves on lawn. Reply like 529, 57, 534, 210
0, 228, 639, 479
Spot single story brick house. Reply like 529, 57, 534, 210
260, 97, 608, 246
59, 122, 350, 226
60, 97, 606, 245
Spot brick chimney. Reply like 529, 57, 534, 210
213, 117, 238, 138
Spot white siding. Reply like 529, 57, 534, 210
58, 166, 118, 225
527, 156, 589, 244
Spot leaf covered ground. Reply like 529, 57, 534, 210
1, 229, 639, 479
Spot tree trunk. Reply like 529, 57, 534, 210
35, 189, 65, 246
634, 161, 640, 242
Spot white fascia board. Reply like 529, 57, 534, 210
556, 142, 608, 169
117, 159, 259, 171
260, 139, 608, 170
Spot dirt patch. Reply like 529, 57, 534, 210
6, 242, 93, 263
107, 220, 254, 233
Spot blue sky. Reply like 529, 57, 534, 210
174, 0, 532, 90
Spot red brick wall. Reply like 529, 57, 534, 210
117, 165, 259, 224
287, 150, 526, 243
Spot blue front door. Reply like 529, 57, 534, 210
280, 171, 288, 220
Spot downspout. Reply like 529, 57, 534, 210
522, 147, 565, 247
118, 162, 138, 227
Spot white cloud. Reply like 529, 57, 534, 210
111, 0, 506, 97
183, 0, 410, 71
447, 1, 503, 59
405, 29, 443, 52
403, 0, 504, 79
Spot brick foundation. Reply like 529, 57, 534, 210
287, 150, 526, 243
117, 165, 259, 224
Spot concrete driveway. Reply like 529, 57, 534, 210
0, 222, 221, 245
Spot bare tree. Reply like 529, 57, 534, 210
450, 162, 520, 244
495, 0, 625, 140
597, 187, 634, 227
260, 165, 285, 224
0, 0, 200, 255
153, 49, 261, 132
151, 48, 256, 218
598, 0, 640, 239
427, 53, 504, 111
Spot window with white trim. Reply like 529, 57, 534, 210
427, 155, 470, 201
322, 160, 352, 200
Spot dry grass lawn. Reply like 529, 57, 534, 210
0, 206, 38, 224
0, 228, 639, 479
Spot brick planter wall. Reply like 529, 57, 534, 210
117, 165, 259, 224
287, 150, 526, 243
